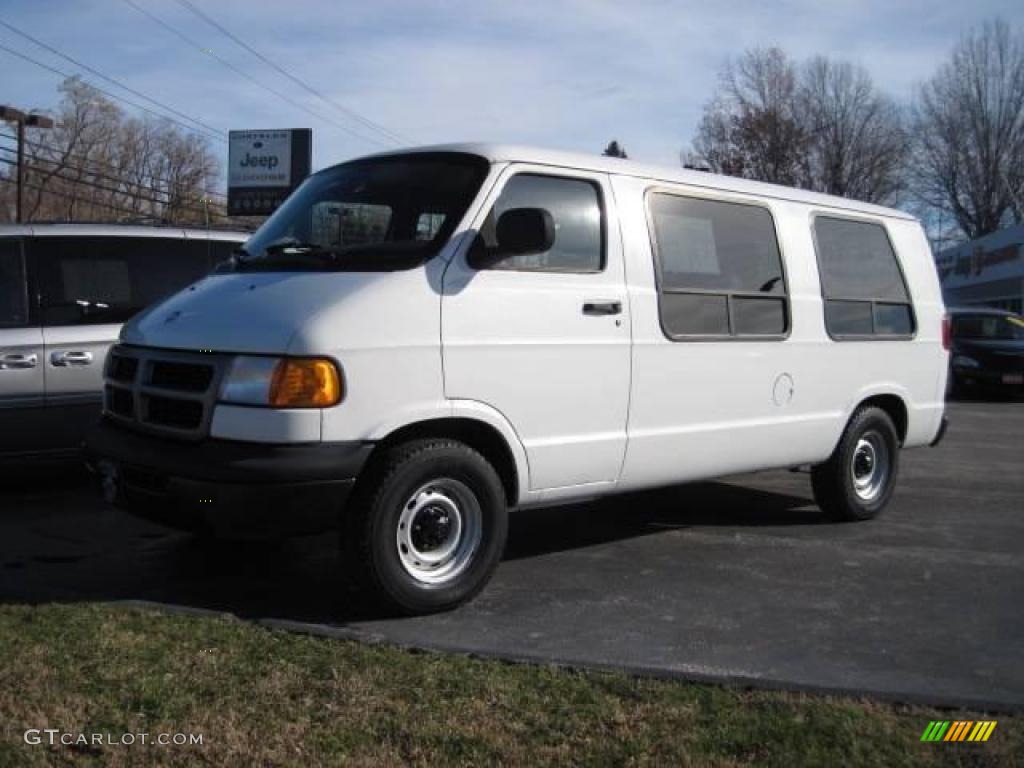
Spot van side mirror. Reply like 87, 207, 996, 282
467, 207, 555, 269
496, 208, 555, 255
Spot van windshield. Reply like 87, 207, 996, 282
234, 152, 489, 271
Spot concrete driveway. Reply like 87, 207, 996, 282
2, 400, 1022, 711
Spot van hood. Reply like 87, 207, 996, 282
122, 271, 384, 354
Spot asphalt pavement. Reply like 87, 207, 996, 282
2, 399, 1022, 711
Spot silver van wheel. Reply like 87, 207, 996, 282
851, 431, 889, 502
396, 479, 482, 585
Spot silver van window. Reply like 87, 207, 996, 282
37, 237, 213, 326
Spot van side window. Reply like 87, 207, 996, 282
476, 174, 603, 272
648, 193, 788, 338
813, 216, 914, 338
37, 237, 212, 326
0, 238, 28, 327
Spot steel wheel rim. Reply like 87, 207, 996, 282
851, 431, 889, 502
396, 479, 482, 585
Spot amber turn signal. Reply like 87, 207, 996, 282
268, 358, 342, 408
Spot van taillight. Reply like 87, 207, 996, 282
941, 313, 951, 350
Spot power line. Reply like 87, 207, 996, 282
171, 0, 411, 147
0, 155, 222, 223
0, 19, 224, 143
0, 148, 220, 218
0, 129, 223, 197
0, 19, 224, 142
0, 173, 180, 220
0, 42, 226, 144
122, 0, 390, 149
0, 128, 227, 201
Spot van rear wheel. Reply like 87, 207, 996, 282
342, 439, 508, 614
811, 406, 899, 522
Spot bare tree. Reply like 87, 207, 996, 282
912, 19, 1024, 239
23, 77, 121, 221
690, 49, 907, 205
691, 48, 807, 185
798, 57, 908, 204
1, 77, 222, 225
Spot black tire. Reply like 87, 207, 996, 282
811, 406, 900, 522
342, 439, 508, 614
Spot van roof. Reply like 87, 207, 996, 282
0, 223, 250, 241
363, 142, 917, 222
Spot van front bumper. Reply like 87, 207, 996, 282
84, 419, 374, 538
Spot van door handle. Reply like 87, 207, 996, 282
51, 351, 94, 367
582, 300, 622, 316
0, 353, 38, 370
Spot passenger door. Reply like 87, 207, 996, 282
37, 236, 212, 452
442, 167, 631, 492
0, 235, 48, 456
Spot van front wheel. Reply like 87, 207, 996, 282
811, 406, 899, 522
343, 439, 508, 614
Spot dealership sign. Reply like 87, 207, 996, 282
227, 129, 312, 216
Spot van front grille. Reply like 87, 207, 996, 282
106, 386, 134, 418
150, 360, 214, 392
108, 354, 138, 383
103, 345, 227, 440
144, 395, 204, 429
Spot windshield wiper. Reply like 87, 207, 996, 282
262, 240, 339, 257
212, 245, 252, 273
230, 240, 434, 272
233, 241, 343, 271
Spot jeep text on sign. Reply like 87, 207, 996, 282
228, 130, 291, 188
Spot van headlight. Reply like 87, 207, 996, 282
220, 356, 343, 408
951, 355, 980, 369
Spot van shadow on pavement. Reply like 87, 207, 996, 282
0, 473, 817, 625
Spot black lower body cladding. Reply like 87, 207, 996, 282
84, 418, 374, 538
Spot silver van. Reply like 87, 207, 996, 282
0, 224, 248, 461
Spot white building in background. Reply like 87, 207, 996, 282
935, 224, 1024, 314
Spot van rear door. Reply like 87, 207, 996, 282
442, 167, 631, 491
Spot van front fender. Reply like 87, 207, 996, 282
365, 399, 531, 503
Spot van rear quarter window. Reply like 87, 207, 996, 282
648, 192, 788, 338
813, 216, 915, 338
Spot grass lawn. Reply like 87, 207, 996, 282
0, 603, 1019, 767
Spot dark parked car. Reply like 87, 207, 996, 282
947, 307, 1024, 397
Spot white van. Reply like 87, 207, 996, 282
86, 144, 949, 613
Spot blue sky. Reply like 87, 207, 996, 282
1, 0, 1021, 177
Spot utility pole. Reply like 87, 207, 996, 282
0, 105, 54, 223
